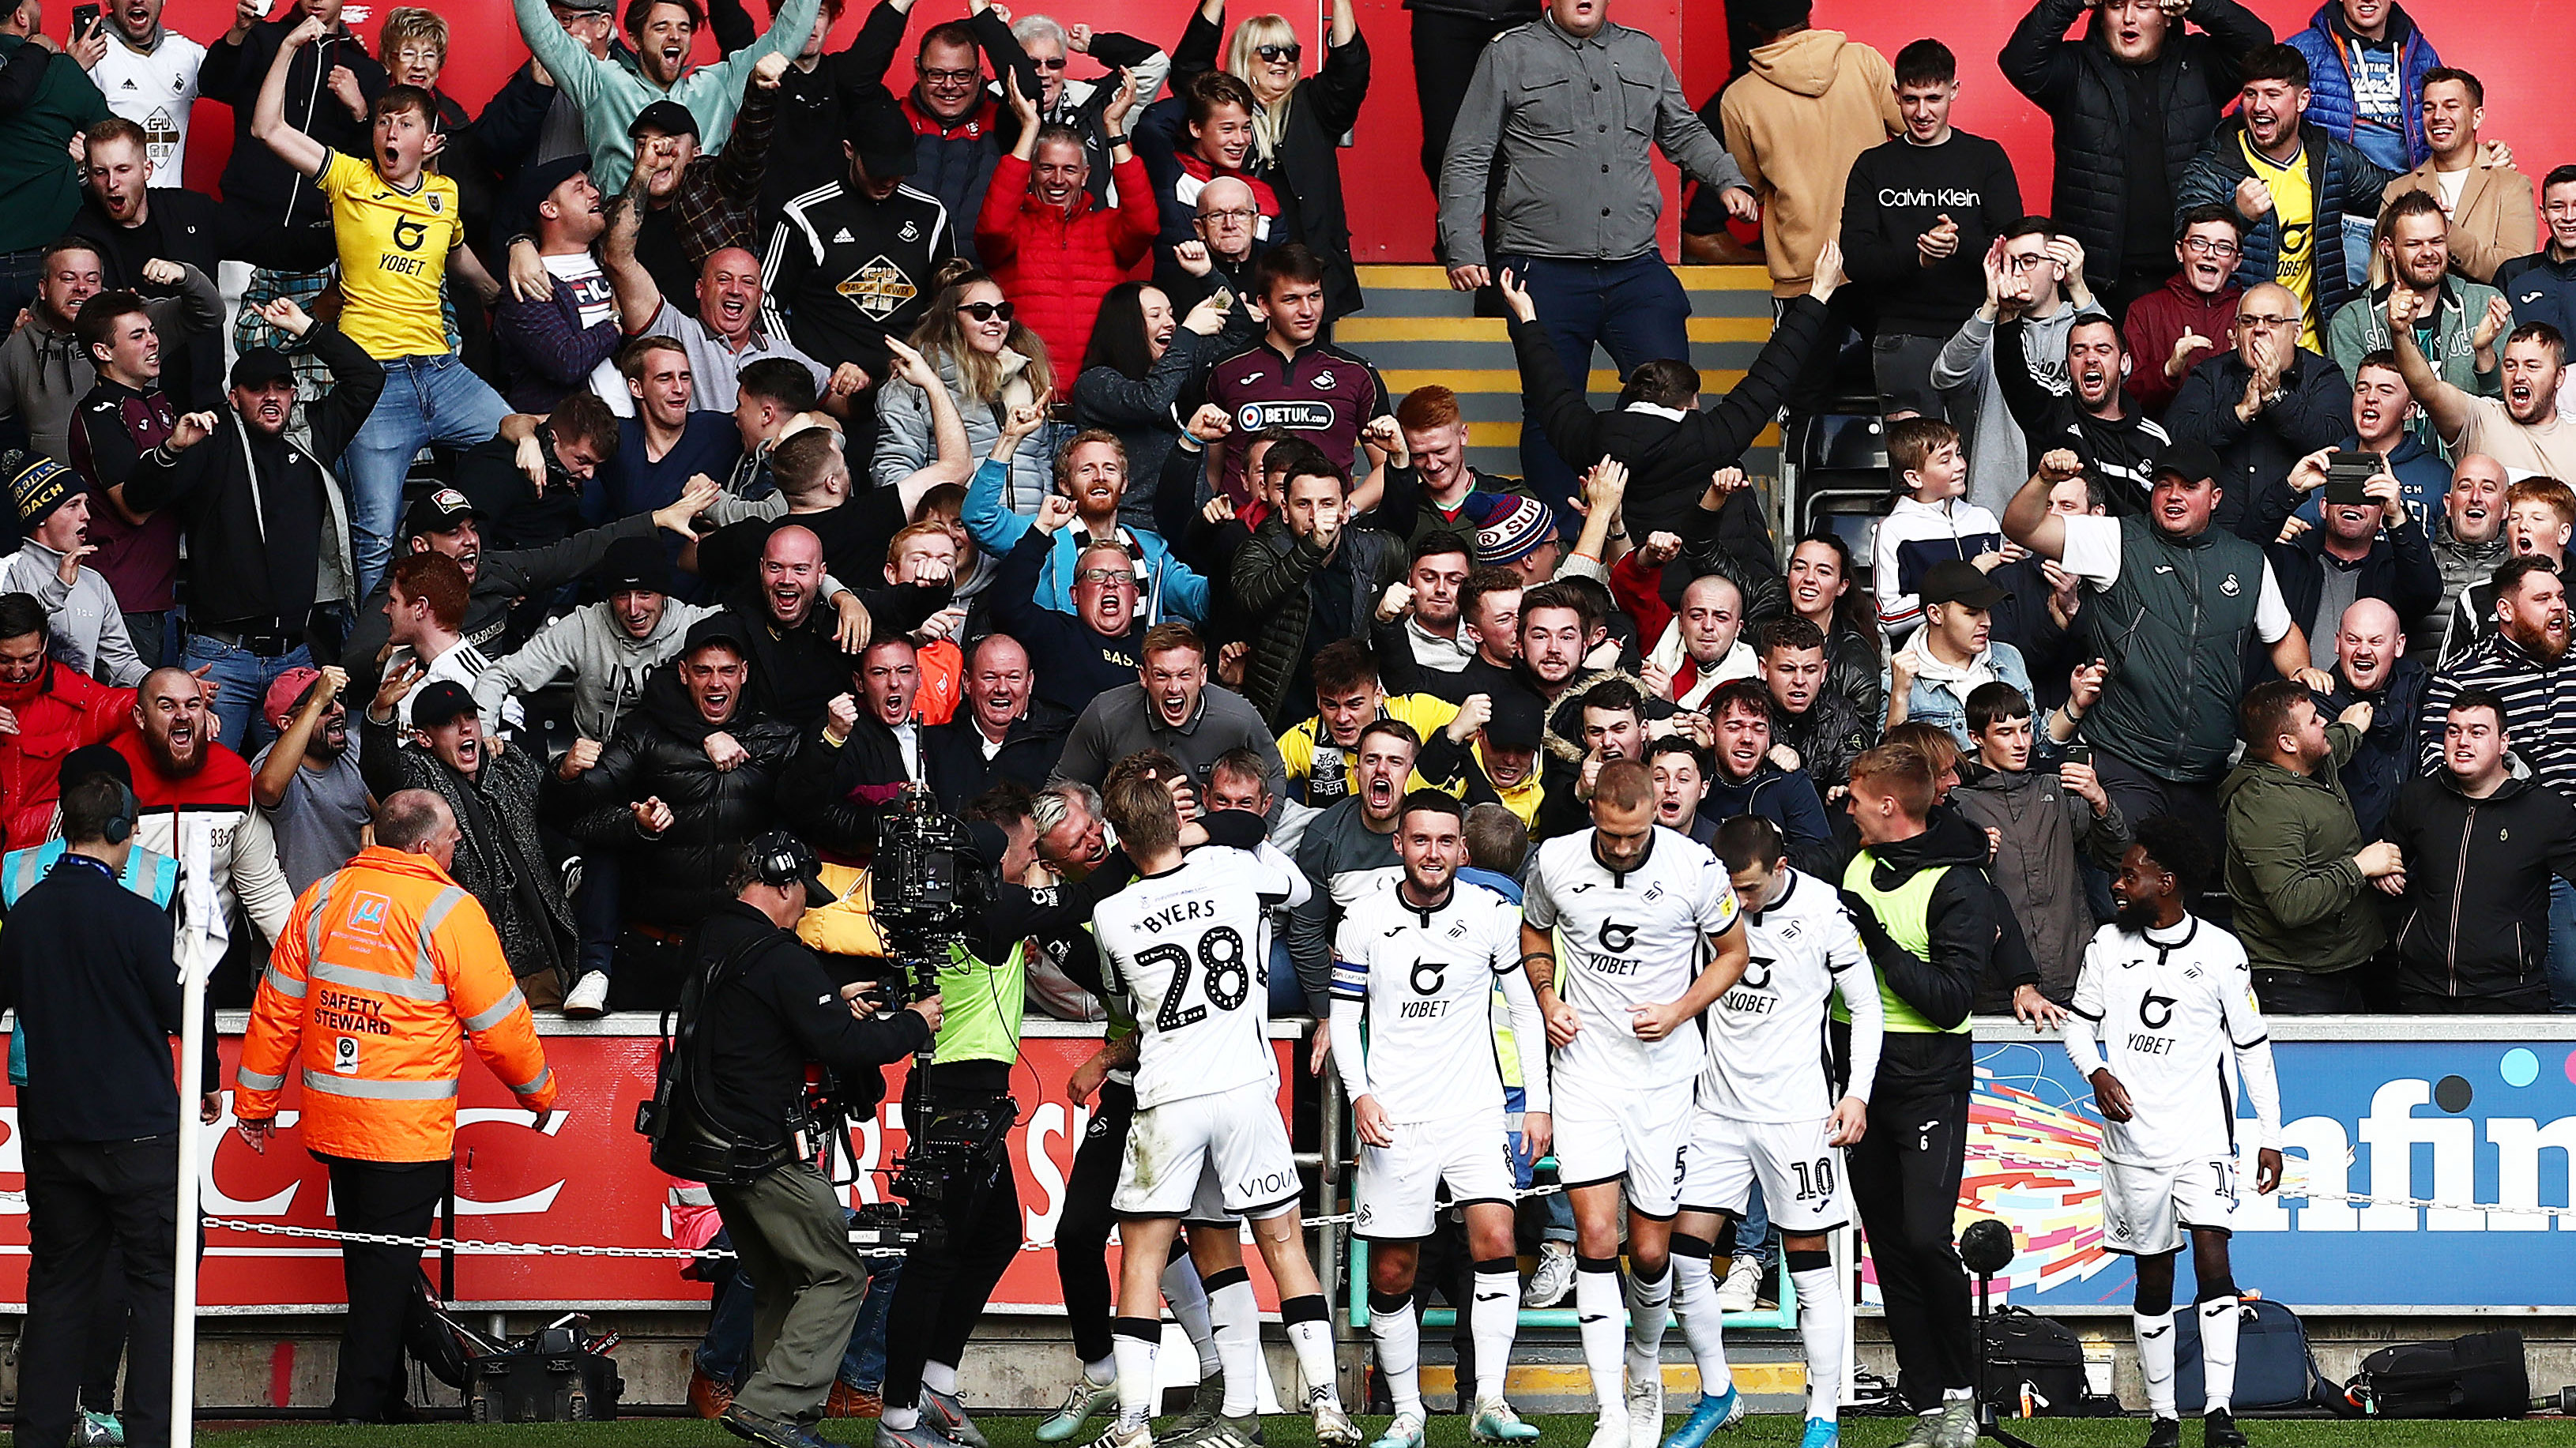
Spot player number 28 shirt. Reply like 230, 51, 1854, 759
316, 151, 463, 360
1523, 826, 1741, 1087
1096, 845, 1301, 1110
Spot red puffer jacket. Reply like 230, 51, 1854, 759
0, 661, 137, 849
976, 152, 1158, 376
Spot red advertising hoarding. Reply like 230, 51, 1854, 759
0, 1022, 1297, 1313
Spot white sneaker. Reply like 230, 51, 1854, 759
1585, 1407, 1631, 1448
1309, 1391, 1362, 1448
1715, 1255, 1763, 1314
1524, 1241, 1577, 1308
1626, 1371, 1665, 1447
563, 970, 611, 1018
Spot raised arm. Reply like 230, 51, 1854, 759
250, 16, 333, 179
2003, 449, 2084, 560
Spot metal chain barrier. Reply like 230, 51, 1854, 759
201, 1178, 2576, 1261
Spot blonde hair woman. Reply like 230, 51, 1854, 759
873, 268, 1063, 517
1162, 0, 1369, 320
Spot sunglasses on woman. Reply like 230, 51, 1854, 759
957, 301, 1017, 322
1255, 42, 1301, 63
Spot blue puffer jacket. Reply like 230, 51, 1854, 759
2175, 116, 2397, 325
2285, 2, 2441, 171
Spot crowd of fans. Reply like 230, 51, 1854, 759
0, 0, 2555, 1100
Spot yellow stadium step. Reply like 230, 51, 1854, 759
1346, 263, 1787, 480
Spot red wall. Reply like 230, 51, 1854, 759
129, 0, 2573, 264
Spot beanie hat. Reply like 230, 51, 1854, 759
7, 454, 83, 532
1474, 494, 1556, 567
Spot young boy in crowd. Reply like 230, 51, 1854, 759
1873, 416, 2005, 645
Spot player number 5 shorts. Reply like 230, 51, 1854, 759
1553, 1070, 1695, 1219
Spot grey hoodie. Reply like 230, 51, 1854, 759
473, 596, 723, 743
0, 263, 220, 466
1932, 299, 2108, 518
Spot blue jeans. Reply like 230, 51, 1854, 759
1735, 1180, 1774, 1266
2548, 878, 2576, 1012
695, 1228, 902, 1387
183, 633, 311, 759
341, 354, 508, 598
574, 852, 624, 980
1501, 253, 1693, 513
1267, 934, 1304, 1015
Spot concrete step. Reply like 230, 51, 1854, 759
1344, 265, 1786, 483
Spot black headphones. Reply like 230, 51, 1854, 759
747, 829, 812, 889
101, 780, 137, 847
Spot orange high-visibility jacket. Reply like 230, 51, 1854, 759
236, 846, 559, 1163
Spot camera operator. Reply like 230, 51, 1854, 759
870, 783, 1272, 1448
676, 832, 941, 1448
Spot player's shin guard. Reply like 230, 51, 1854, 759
1669, 1234, 1732, 1395
2133, 1311, 2177, 1420
1113, 1316, 1162, 1427
1164, 1254, 1221, 1378
1284, 1292, 1343, 1405
1204, 1266, 1262, 1416
1575, 1256, 1626, 1415
1471, 1258, 1520, 1405
1627, 1258, 1673, 1382
1786, 1250, 1842, 1424
1369, 1289, 1424, 1418
2198, 1296, 2243, 1413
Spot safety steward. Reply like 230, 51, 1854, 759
233, 788, 558, 1425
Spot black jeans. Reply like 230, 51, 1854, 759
1848, 1082, 1974, 1410
319, 1154, 452, 1422
2253, 967, 2367, 1015
1056, 1078, 1136, 1365
1410, 10, 1523, 199
21, 1134, 179, 1448
880, 1084, 1025, 1409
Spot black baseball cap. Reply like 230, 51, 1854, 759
744, 829, 838, 907
231, 348, 295, 391
629, 100, 700, 142
411, 680, 480, 729
599, 536, 673, 594
846, 92, 920, 179
1483, 688, 1545, 750
2149, 441, 2223, 488
684, 613, 754, 658
1919, 559, 2009, 611
512, 151, 594, 235
405, 487, 482, 536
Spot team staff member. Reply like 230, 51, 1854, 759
1840, 742, 2047, 1448
0, 773, 200, 1448
233, 791, 559, 1425
676, 831, 937, 1448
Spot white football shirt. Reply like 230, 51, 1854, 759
1332, 867, 1542, 1123
90, 32, 208, 188
1523, 825, 1742, 1087
2067, 916, 2282, 1168
1698, 867, 1882, 1123
1096, 845, 1299, 1110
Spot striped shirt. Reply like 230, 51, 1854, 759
2419, 630, 2576, 797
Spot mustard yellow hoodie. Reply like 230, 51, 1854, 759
1717, 28, 1902, 297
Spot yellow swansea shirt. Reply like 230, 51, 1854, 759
2242, 136, 2319, 350
318, 150, 461, 359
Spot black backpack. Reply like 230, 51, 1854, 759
2176, 1297, 2341, 1412
2347, 1332, 2529, 1420
1981, 1307, 2115, 1417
